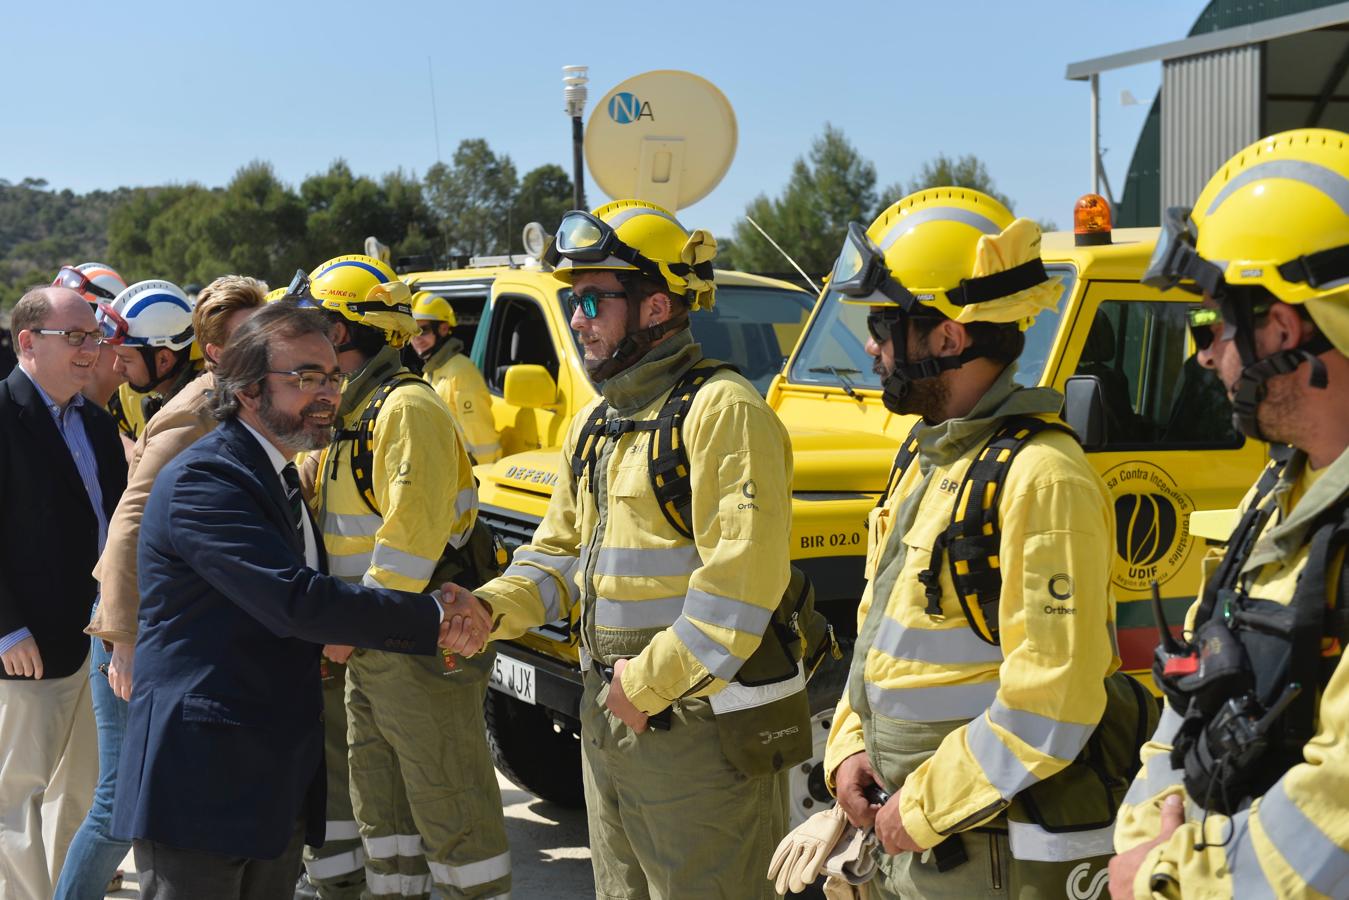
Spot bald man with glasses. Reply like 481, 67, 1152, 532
0, 286, 126, 900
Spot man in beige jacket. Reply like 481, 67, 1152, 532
55, 276, 265, 900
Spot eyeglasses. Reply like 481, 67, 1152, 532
267, 369, 348, 393
1186, 299, 1272, 351
565, 288, 627, 319
34, 328, 103, 347
53, 266, 118, 302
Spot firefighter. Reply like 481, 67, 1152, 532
95, 279, 201, 433
292, 255, 509, 900
822, 189, 1141, 898
1109, 129, 1349, 898
408, 291, 501, 463
448, 199, 797, 899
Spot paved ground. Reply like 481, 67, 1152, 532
106, 771, 594, 898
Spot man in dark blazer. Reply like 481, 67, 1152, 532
112, 303, 489, 900
0, 286, 127, 900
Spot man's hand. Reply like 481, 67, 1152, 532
108, 641, 135, 700
323, 645, 354, 665
1109, 794, 1184, 900
1, 636, 43, 679
437, 583, 492, 656
605, 657, 649, 733
834, 751, 882, 829
874, 789, 924, 855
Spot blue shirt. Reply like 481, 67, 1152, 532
0, 366, 111, 655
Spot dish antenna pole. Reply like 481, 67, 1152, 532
428, 57, 443, 165
563, 66, 588, 211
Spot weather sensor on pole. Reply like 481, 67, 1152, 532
563, 65, 589, 211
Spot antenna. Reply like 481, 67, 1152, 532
744, 215, 820, 294
427, 57, 443, 165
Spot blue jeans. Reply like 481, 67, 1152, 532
52, 636, 131, 900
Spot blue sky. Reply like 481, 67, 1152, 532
3, 1, 1204, 240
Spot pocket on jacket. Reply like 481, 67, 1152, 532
181, 692, 267, 728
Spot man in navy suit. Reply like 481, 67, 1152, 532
113, 303, 489, 900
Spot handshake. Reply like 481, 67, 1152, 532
435, 583, 494, 657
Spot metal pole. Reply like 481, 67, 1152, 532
572, 115, 586, 211
1090, 73, 1101, 195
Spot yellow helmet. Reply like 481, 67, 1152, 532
832, 188, 1060, 329
411, 291, 456, 327
300, 254, 417, 347
263, 287, 288, 303
545, 199, 717, 311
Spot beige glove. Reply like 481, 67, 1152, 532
823, 822, 880, 885
822, 874, 870, 900
767, 804, 849, 895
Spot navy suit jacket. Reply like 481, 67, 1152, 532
113, 417, 440, 859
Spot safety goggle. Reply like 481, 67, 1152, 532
1186, 299, 1272, 351
285, 269, 323, 308
829, 222, 933, 312
564, 287, 627, 319
95, 302, 132, 345
545, 211, 668, 284
1142, 207, 1226, 296
53, 266, 118, 303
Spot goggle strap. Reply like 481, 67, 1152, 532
947, 258, 1049, 307
1277, 242, 1349, 289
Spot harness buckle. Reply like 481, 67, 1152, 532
604, 418, 637, 437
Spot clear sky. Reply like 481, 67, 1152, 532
3, 0, 1205, 241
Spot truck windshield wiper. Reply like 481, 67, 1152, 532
808, 366, 861, 399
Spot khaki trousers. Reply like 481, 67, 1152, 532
0, 666, 98, 900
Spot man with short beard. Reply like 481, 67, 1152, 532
822, 189, 1126, 897
111, 302, 488, 900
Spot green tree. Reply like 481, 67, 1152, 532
510, 164, 574, 253
724, 124, 876, 276
425, 139, 519, 257
877, 153, 1012, 213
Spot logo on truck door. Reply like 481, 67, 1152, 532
1103, 460, 1195, 592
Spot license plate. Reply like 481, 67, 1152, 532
489, 653, 536, 705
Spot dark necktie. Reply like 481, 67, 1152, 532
280, 462, 305, 539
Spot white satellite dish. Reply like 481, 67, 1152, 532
521, 222, 550, 258
585, 70, 737, 212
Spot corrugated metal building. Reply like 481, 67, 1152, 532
1068, 0, 1349, 225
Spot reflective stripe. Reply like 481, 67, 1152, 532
986, 701, 1094, 761
710, 664, 804, 714
324, 513, 382, 538
362, 834, 399, 859
873, 617, 1003, 665
684, 589, 773, 634
1206, 159, 1349, 218
427, 850, 512, 888
866, 680, 998, 722
502, 560, 563, 622
1224, 808, 1277, 900
396, 833, 424, 856
402, 873, 432, 895
469, 439, 502, 457
330, 551, 373, 579
966, 713, 1037, 800
365, 870, 401, 895
673, 615, 744, 681
880, 206, 1002, 250
325, 819, 360, 842
511, 548, 575, 572
594, 545, 701, 577
595, 595, 684, 629
305, 847, 366, 879
1258, 779, 1349, 896
369, 544, 437, 582
449, 488, 479, 549
1122, 750, 1184, 807
604, 205, 683, 230
1155, 702, 1184, 745
1007, 820, 1115, 862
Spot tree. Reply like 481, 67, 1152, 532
510, 164, 574, 253
877, 153, 1012, 213
425, 139, 518, 257
723, 124, 876, 276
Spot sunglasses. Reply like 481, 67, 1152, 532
35, 328, 103, 347
53, 266, 118, 302
267, 369, 348, 393
865, 311, 902, 343
566, 288, 627, 319
1186, 301, 1272, 351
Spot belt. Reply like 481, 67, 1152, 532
592, 661, 672, 730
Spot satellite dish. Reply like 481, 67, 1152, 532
521, 222, 550, 258
364, 236, 391, 265
585, 70, 737, 212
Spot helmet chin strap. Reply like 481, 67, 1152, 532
127, 347, 190, 395
877, 314, 981, 415
1222, 295, 1333, 440
588, 291, 689, 382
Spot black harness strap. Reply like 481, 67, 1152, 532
876, 425, 922, 509
347, 372, 437, 516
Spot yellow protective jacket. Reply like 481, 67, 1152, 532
1115, 446, 1349, 899
475, 329, 793, 715
422, 338, 501, 464
108, 381, 146, 442
824, 367, 1118, 857
313, 346, 477, 592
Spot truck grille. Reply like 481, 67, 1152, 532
478, 503, 542, 554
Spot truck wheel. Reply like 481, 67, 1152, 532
789, 641, 853, 828
484, 690, 585, 808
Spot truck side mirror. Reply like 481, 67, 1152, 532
1063, 375, 1107, 450
503, 364, 557, 410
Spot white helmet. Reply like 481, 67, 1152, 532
53, 262, 127, 308
98, 280, 196, 351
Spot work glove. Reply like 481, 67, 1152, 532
767, 804, 849, 895
822, 874, 870, 900
823, 821, 880, 885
